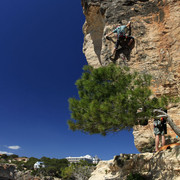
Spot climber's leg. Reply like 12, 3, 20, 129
155, 135, 160, 151
162, 135, 165, 146
111, 39, 120, 58
127, 36, 134, 49
128, 38, 133, 46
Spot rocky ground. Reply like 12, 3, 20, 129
0, 164, 62, 180
89, 146, 180, 180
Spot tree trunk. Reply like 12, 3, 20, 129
154, 109, 180, 137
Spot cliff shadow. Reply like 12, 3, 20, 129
90, 31, 104, 66
86, 8, 105, 66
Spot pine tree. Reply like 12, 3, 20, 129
68, 64, 180, 136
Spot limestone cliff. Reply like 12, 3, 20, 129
89, 146, 180, 180
81, 0, 180, 152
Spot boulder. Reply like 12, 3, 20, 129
89, 146, 180, 180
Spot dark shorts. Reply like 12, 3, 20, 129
115, 35, 134, 49
154, 127, 165, 135
127, 35, 134, 40
115, 39, 121, 49
115, 35, 125, 49
154, 119, 167, 135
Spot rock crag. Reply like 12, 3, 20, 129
0, 164, 62, 180
81, 0, 180, 152
0, 164, 15, 180
89, 146, 180, 180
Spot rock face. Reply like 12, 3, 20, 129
89, 146, 180, 180
0, 164, 62, 180
81, 0, 180, 151
0, 164, 15, 179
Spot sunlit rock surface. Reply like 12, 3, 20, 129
81, 0, 180, 152
89, 146, 180, 180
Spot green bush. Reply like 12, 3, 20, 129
126, 173, 146, 180
61, 161, 95, 180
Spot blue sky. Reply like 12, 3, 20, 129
0, 0, 139, 160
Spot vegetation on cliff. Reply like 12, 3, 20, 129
68, 64, 180, 136
0, 155, 69, 178
0, 155, 94, 179
61, 160, 95, 180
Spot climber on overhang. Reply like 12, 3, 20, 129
105, 21, 134, 58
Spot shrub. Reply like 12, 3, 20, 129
126, 173, 146, 180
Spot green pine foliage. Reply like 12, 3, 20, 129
68, 64, 168, 136
61, 160, 95, 180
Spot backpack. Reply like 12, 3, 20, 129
154, 118, 162, 128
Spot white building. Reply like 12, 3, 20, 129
92, 155, 100, 164
34, 161, 45, 169
66, 155, 100, 164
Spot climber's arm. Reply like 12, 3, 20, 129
126, 21, 131, 28
105, 31, 114, 38
125, 21, 131, 36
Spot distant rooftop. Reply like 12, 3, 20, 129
66, 155, 100, 164
66, 154, 93, 159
